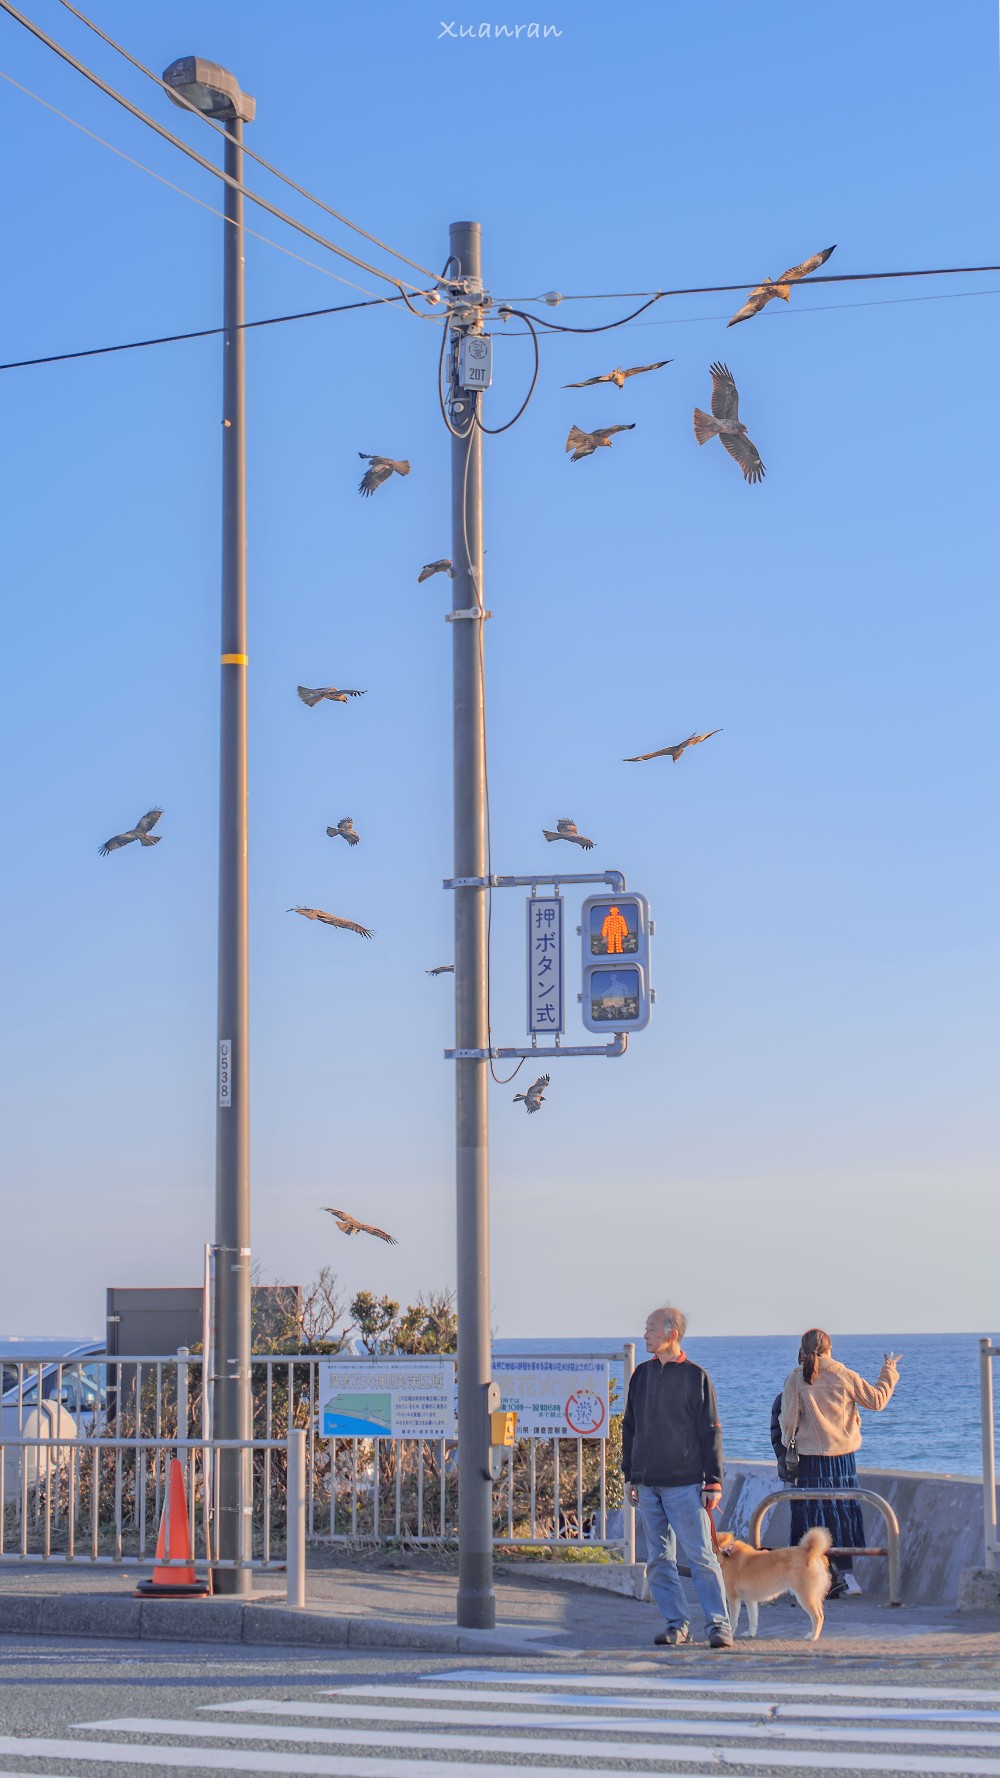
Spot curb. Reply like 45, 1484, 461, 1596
496, 1559, 650, 1602
0, 1592, 552, 1655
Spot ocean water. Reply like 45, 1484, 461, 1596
495, 1333, 996, 1478
3, 1331, 993, 1477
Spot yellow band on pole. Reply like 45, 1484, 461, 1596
221, 654, 248, 665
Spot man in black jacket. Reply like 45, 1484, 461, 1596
623, 1304, 733, 1648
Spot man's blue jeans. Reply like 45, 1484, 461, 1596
636, 1483, 731, 1635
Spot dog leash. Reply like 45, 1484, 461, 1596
703, 1495, 723, 1556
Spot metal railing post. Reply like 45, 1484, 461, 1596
286, 1429, 306, 1608
748, 1486, 903, 1606
981, 1337, 997, 1570
622, 1342, 636, 1564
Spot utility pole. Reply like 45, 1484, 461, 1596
214, 108, 252, 1597
447, 219, 495, 1631
162, 52, 255, 1600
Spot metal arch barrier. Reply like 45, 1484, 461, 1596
980, 1337, 998, 1571
747, 1487, 902, 1607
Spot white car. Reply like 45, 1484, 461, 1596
1, 1344, 106, 1496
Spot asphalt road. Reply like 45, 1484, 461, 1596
2, 1633, 1000, 1777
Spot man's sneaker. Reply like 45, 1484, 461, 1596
708, 1625, 735, 1649
841, 1572, 862, 1595
654, 1624, 691, 1646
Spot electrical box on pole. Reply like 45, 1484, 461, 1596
458, 334, 493, 391
579, 891, 653, 1033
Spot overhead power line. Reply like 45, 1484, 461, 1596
0, 69, 412, 301
0, 291, 420, 372
53, 0, 440, 285
0, 0, 430, 295
504, 265, 1000, 308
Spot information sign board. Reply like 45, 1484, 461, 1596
319, 1359, 456, 1440
491, 1357, 610, 1439
526, 896, 564, 1034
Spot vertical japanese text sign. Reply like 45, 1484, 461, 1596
526, 896, 564, 1035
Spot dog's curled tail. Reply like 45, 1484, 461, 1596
799, 1526, 833, 1558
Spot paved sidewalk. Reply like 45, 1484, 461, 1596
1, 1558, 999, 1667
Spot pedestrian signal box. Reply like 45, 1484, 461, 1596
578, 892, 652, 1032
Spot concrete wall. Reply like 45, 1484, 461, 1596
719, 1459, 987, 1607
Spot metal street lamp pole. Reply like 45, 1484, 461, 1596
447, 219, 496, 1631
163, 57, 255, 1597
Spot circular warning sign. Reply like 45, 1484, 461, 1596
564, 1388, 606, 1435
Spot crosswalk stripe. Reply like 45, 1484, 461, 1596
321, 1681, 1000, 1718
212, 1696, 1000, 1729
206, 1699, 778, 1727
430, 1670, 1000, 1704
0, 1743, 702, 1778
4, 1731, 1000, 1778
78, 1713, 1000, 1755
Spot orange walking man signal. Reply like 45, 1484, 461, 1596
601, 905, 630, 955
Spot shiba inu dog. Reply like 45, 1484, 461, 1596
716, 1525, 833, 1641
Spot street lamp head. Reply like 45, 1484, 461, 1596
162, 57, 255, 123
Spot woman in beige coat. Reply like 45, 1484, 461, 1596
780, 1329, 901, 1596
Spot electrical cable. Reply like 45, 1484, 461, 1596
438, 319, 476, 439
474, 308, 540, 434
0, 0, 429, 295
518, 293, 665, 335
456, 399, 524, 1087
53, 0, 441, 284
0, 68, 405, 303
483, 283, 1000, 338
503, 264, 1000, 305
0, 290, 427, 372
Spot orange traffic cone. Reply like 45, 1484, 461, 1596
135, 1458, 209, 1597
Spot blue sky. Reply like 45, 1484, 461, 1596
1, 0, 997, 1340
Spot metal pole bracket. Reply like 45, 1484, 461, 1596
446, 608, 492, 622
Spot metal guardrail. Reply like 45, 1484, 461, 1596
2, 1347, 633, 1557
748, 1486, 902, 1606
981, 1337, 998, 1571
0, 1431, 306, 1607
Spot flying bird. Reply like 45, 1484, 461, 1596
693, 364, 765, 484
298, 685, 366, 706
566, 423, 635, 462
358, 453, 411, 497
542, 818, 594, 850
287, 907, 373, 938
624, 729, 722, 764
99, 808, 163, 856
418, 559, 453, 583
323, 1207, 397, 1245
562, 360, 672, 390
514, 1073, 550, 1115
426, 964, 454, 976
327, 817, 360, 846
727, 245, 836, 327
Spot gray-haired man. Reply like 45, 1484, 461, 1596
623, 1305, 733, 1648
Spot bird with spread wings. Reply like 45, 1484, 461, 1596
562, 360, 672, 390
327, 817, 359, 846
298, 685, 366, 706
624, 729, 722, 764
288, 907, 373, 938
727, 245, 836, 327
418, 559, 452, 583
426, 964, 454, 976
514, 1074, 550, 1114
542, 818, 594, 850
693, 364, 765, 484
358, 453, 410, 496
99, 808, 163, 856
566, 423, 636, 462
324, 1207, 397, 1244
